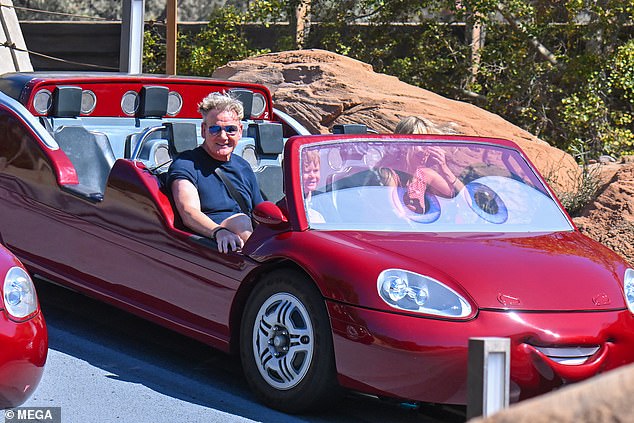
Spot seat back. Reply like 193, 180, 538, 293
248, 122, 284, 158
332, 124, 368, 134
137, 86, 169, 118
149, 122, 199, 189
255, 165, 285, 203
166, 122, 199, 156
54, 125, 116, 199
51, 86, 82, 118
247, 122, 285, 202
124, 126, 165, 159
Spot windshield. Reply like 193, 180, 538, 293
299, 140, 573, 233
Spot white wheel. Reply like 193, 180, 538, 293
252, 292, 314, 390
240, 269, 339, 413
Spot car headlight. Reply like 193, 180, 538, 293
624, 268, 634, 314
377, 269, 472, 318
3, 266, 38, 320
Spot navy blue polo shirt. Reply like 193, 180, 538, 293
167, 146, 263, 223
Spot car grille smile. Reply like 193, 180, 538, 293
533, 346, 601, 365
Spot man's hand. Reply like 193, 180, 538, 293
213, 227, 244, 254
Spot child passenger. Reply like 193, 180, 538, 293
302, 149, 325, 223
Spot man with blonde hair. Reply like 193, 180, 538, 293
168, 92, 263, 253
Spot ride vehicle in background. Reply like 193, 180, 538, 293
0, 244, 47, 409
0, 72, 632, 413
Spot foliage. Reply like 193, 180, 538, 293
142, 28, 164, 74
543, 153, 603, 217
554, 163, 602, 217
21, 1, 633, 159
295, 0, 632, 160
144, 4, 271, 75
404, 0, 634, 160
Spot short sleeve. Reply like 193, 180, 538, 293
167, 155, 197, 188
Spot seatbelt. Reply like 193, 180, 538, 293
215, 167, 250, 215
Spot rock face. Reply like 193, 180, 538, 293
574, 164, 634, 265
468, 363, 634, 423
214, 49, 634, 266
213, 49, 580, 191
213, 49, 634, 421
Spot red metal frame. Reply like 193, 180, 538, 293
16, 74, 274, 120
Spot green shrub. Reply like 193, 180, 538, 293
144, 5, 270, 76
143, 0, 634, 160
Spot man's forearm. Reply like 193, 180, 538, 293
180, 209, 218, 238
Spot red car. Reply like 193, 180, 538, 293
0, 72, 633, 413
0, 244, 47, 409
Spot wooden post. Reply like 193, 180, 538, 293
166, 0, 177, 75
0, 0, 33, 72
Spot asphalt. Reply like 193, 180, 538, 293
19, 279, 464, 423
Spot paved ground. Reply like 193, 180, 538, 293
19, 279, 465, 423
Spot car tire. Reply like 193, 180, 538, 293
240, 269, 339, 413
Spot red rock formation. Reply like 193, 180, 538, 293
574, 163, 634, 266
213, 49, 580, 191
467, 362, 634, 423
214, 48, 634, 419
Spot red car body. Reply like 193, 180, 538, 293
0, 245, 47, 409
0, 72, 632, 412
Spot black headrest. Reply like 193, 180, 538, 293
165, 122, 198, 155
138, 86, 169, 118
248, 122, 284, 155
229, 88, 253, 119
52, 86, 82, 118
332, 124, 367, 134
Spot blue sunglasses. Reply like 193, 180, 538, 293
208, 125, 240, 136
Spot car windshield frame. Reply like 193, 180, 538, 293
293, 137, 574, 233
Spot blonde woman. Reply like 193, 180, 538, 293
395, 116, 433, 134
386, 116, 463, 213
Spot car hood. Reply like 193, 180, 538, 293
334, 230, 628, 311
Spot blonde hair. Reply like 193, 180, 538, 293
303, 149, 320, 167
395, 116, 432, 134
198, 92, 244, 120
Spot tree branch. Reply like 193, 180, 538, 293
496, 4, 559, 66
460, 88, 487, 101
346, 2, 388, 23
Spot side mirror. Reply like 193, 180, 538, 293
253, 201, 289, 227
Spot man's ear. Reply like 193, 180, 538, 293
201, 122, 206, 138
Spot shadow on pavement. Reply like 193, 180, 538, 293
35, 279, 464, 423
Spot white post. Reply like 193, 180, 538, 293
120, 0, 145, 73
467, 337, 511, 419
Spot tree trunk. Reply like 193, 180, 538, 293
295, 0, 311, 49
469, 21, 485, 86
